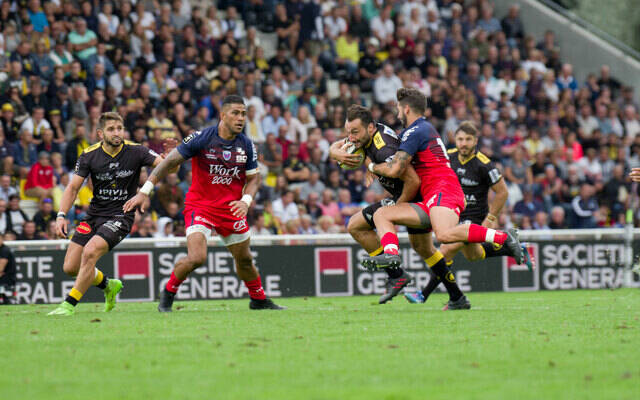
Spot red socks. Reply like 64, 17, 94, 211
245, 276, 267, 300
381, 232, 399, 255
468, 224, 507, 245
166, 271, 185, 293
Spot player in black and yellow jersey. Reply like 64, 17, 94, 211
405, 121, 533, 306
331, 105, 468, 305
48, 112, 169, 316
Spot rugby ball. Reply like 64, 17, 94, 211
338, 141, 365, 170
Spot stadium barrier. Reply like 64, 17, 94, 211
6, 229, 639, 304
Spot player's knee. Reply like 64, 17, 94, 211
189, 253, 207, 268
62, 261, 79, 277
433, 229, 455, 244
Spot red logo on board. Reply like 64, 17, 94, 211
76, 222, 92, 234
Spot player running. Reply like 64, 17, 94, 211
124, 95, 284, 311
405, 121, 533, 304
48, 112, 168, 316
363, 88, 524, 308
330, 105, 468, 305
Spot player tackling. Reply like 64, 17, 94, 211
124, 95, 284, 311
363, 88, 524, 294
49, 112, 167, 316
405, 121, 532, 304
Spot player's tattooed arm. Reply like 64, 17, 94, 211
148, 148, 185, 185
396, 164, 420, 203
371, 151, 412, 179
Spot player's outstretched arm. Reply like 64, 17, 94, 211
368, 151, 412, 179
123, 148, 185, 213
56, 174, 85, 238
395, 164, 420, 204
630, 168, 640, 182
230, 172, 261, 218
484, 178, 508, 228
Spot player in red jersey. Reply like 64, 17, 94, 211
124, 95, 284, 311
363, 88, 523, 308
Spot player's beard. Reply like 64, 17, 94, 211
105, 135, 122, 147
399, 112, 407, 128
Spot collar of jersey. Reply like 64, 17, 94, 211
458, 151, 476, 165
101, 142, 124, 158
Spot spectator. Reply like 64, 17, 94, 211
571, 183, 599, 228
283, 143, 310, 189
532, 211, 550, 230
13, 129, 38, 170
131, 215, 155, 238
513, 187, 545, 219
24, 152, 55, 200
556, 63, 578, 93
20, 106, 50, 143
337, 189, 361, 225
549, 206, 568, 229
33, 197, 55, 234
0, 175, 17, 203
272, 190, 299, 224
299, 171, 326, 202
250, 214, 272, 235
64, 124, 89, 171
374, 63, 403, 106
259, 133, 283, 176
68, 18, 97, 61
36, 129, 61, 154
0, 200, 7, 235
155, 173, 184, 216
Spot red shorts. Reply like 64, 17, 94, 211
414, 180, 466, 218
184, 206, 249, 240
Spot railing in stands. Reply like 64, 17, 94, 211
5, 228, 635, 250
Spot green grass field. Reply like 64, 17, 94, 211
1, 290, 639, 400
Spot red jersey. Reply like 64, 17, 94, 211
25, 162, 54, 190
398, 117, 460, 196
177, 124, 258, 212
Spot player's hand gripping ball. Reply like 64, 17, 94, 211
338, 141, 365, 170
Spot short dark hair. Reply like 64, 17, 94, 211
346, 104, 373, 127
397, 87, 427, 114
98, 112, 123, 130
455, 121, 478, 137
222, 95, 245, 109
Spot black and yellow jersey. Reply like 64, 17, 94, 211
362, 123, 406, 200
448, 148, 502, 223
74, 140, 158, 217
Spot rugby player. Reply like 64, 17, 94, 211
363, 88, 524, 309
124, 95, 284, 311
405, 121, 533, 304
330, 105, 467, 304
48, 112, 168, 316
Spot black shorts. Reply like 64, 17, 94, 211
71, 214, 134, 250
362, 199, 431, 235
458, 213, 485, 225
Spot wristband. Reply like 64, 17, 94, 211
368, 163, 375, 173
486, 213, 497, 222
57, 212, 66, 219
240, 194, 253, 207
140, 181, 154, 196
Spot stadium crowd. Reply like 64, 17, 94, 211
0, 0, 639, 242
